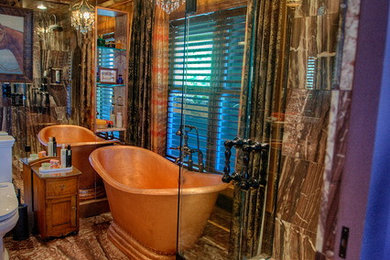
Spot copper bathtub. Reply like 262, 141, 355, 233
89, 145, 228, 259
38, 125, 117, 200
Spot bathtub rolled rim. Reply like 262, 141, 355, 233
37, 124, 118, 147
89, 145, 229, 196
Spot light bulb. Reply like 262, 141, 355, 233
37, 4, 47, 10
83, 12, 90, 19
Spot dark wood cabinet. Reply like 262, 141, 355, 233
31, 165, 81, 239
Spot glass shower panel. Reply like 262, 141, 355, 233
173, 2, 251, 259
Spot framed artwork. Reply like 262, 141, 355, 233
0, 5, 33, 82
99, 67, 118, 84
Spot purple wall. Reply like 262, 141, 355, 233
334, 0, 390, 260
361, 2, 390, 258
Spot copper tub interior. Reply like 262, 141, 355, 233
89, 145, 228, 259
38, 124, 117, 200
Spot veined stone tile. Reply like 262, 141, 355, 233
276, 156, 324, 233
282, 89, 330, 162
339, 0, 361, 91
273, 218, 317, 260
316, 89, 339, 251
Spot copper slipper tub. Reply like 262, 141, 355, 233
89, 145, 228, 259
38, 125, 117, 200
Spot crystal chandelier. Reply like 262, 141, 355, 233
155, 0, 185, 14
70, 0, 95, 34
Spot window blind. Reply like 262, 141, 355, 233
96, 46, 115, 121
166, 7, 247, 173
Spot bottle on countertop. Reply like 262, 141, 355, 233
66, 145, 72, 168
52, 137, 57, 157
48, 137, 53, 156
60, 144, 67, 168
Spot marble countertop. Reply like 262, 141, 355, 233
32, 164, 82, 179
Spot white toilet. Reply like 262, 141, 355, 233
0, 132, 18, 260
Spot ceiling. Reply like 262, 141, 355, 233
21, 0, 132, 11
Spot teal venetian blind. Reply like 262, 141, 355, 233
96, 46, 115, 121
166, 7, 247, 173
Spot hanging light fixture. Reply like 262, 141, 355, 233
287, 0, 302, 8
70, 0, 95, 34
155, 0, 185, 14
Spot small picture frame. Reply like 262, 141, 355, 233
99, 68, 118, 84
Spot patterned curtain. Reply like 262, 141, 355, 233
126, 0, 155, 148
74, 31, 94, 129
151, 6, 169, 155
229, 0, 286, 258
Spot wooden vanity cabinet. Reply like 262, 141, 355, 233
32, 165, 81, 239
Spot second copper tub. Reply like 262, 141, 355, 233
89, 145, 228, 259
38, 124, 117, 200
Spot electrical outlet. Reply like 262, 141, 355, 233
339, 226, 350, 258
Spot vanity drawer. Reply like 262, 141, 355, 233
46, 178, 77, 197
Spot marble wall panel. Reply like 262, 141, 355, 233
273, 217, 317, 260
316, 90, 352, 257
339, 0, 361, 91
287, 12, 339, 91
282, 89, 330, 162
296, 0, 340, 18
277, 156, 324, 233
273, 0, 342, 258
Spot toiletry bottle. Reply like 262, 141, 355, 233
60, 144, 67, 168
48, 137, 53, 156
52, 137, 57, 157
110, 113, 116, 127
97, 35, 105, 47
116, 112, 123, 128
117, 74, 123, 84
116, 40, 122, 49
66, 145, 72, 167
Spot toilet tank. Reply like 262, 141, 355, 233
0, 132, 15, 183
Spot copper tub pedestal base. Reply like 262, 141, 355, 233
108, 222, 176, 260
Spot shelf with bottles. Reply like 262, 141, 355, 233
97, 32, 126, 51
94, 6, 129, 136
96, 83, 126, 88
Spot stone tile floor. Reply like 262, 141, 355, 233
4, 209, 230, 260
6, 163, 231, 259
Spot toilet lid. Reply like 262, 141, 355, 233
0, 182, 18, 222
